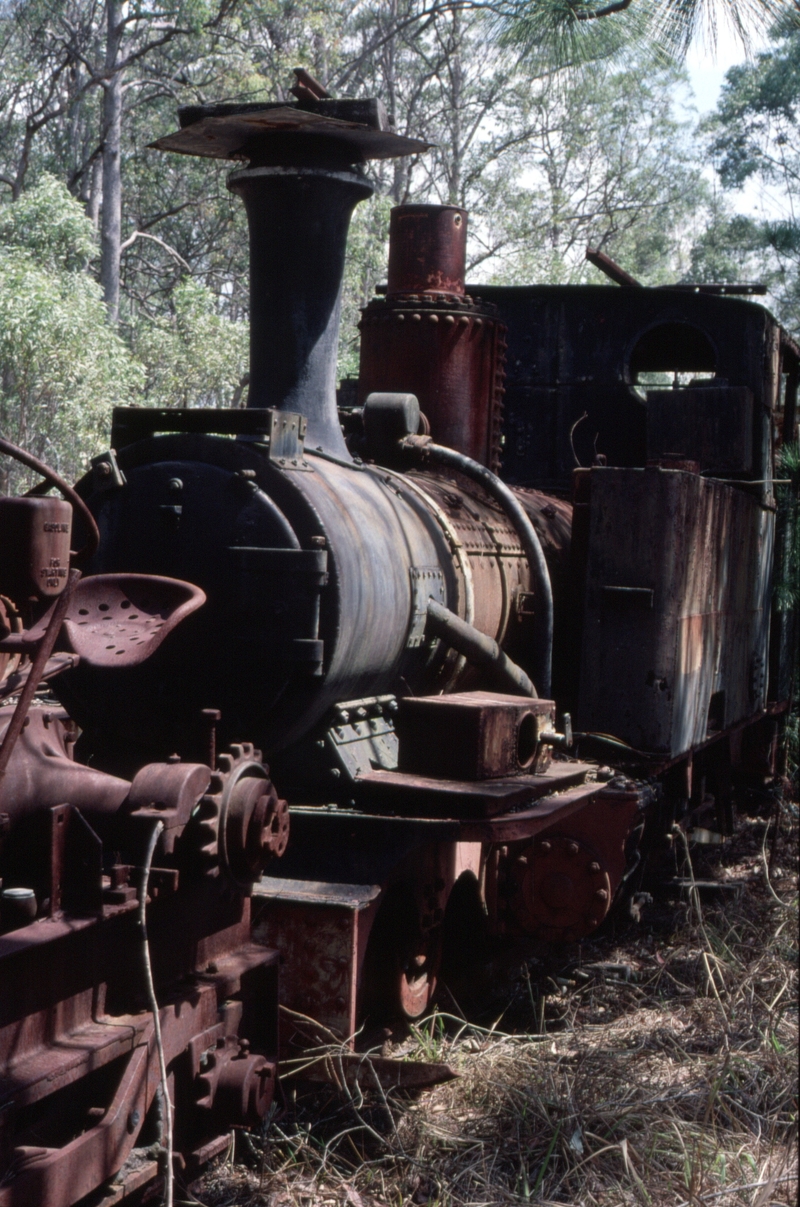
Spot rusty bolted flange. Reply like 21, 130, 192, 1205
195, 1035, 275, 1126
194, 742, 289, 886
508, 834, 612, 943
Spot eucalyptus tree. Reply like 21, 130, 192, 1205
0, 175, 141, 493
689, 14, 799, 334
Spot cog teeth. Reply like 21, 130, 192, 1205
254, 750, 264, 764
197, 796, 219, 820
229, 744, 244, 760
241, 742, 254, 757
217, 754, 233, 772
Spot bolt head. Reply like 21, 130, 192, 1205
595, 889, 608, 901
589, 862, 601, 873
566, 842, 579, 856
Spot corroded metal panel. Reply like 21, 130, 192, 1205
473, 283, 779, 493
576, 466, 774, 755
252, 891, 375, 1043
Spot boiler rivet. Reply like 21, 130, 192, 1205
539, 841, 551, 854
566, 842, 579, 856
589, 862, 601, 873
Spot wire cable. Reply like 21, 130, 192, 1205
138, 820, 173, 1207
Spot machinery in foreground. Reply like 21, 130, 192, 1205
0, 443, 288, 1206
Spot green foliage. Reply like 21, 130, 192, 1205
708, 17, 800, 191
492, 0, 661, 68
131, 279, 249, 409
697, 20, 800, 335
494, 0, 785, 63
338, 194, 393, 380
0, 174, 96, 269
478, 56, 702, 286
0, 176, 142, 493
689, 204, 765, 282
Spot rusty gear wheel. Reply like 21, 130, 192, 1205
193, 742, 289, 886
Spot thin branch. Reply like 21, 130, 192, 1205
120, 230, 191, 272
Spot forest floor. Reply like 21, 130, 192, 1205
190, 789, 798, 1207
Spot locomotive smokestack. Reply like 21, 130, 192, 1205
152, 88, 429, 457
230, 168, 371, 455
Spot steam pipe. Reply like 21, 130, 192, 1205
425, 600, 537, 697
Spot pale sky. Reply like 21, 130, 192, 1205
685, 20, 755, 113
683, 21, 786, 219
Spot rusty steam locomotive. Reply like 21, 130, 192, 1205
1, 75, 796, 1206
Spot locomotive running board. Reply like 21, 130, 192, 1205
352, 759, 595, 817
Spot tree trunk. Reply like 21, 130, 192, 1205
448, 8, 463, 206
100, 0, 124, 323
88, 153, 103, 230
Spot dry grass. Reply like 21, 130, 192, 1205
188, 804, 798, 1207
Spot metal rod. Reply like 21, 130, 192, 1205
585, 246, 642, 288
138, 820, 173, 1207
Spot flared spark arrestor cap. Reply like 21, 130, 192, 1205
149, 87, 431, 167
387, 205, 468, 297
